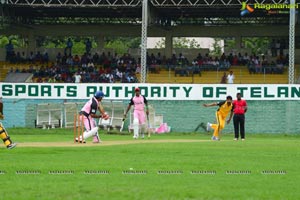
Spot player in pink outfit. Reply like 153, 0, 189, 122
76, 91, 109, 143
124, 88, 149, 139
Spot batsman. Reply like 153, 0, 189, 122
0, 97, 17, 149
76, 91, 109, 143
124, 88, 149, 139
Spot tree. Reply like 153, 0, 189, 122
36, 36, 96, 55
173, 37, 201, 49
0, 36, 9, 47
154, 37, 201, 49
127, 37, 141, 49
105, 39, 129, 55
0, 35, 26, 48
154, 38, 165, 49
104, 37, 141, 55
210, 38, 223, 56
224, 38, 236, 52
242, 37, 270, 55
188, 39, 201, 48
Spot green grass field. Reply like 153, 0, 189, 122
1, 128, 300, 200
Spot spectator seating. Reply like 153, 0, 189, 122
147, 66, 289, 84
247, 63, 285, 74
0, 62, 295, 84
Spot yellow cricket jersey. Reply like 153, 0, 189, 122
217, 101, 233, 117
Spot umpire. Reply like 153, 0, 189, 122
232, 93, 248, 141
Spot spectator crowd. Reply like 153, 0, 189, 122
5, 38, 289, 83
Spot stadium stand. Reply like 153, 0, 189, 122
0, 0, 297, 85
146, 66, 289, 84
0, 50, 294, 84
0, 0, 299, 85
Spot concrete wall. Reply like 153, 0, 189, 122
2, 99, 300, 134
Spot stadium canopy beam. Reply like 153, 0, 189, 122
149, 0, 290, 7
7, 0, 297, 8
288, 0, 295, 84
3, 0, 294, 26
7, 0, 141, 7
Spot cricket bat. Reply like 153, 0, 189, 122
98, 102, 105, 114
120, 117, 125, 132
147, 114, 151, 138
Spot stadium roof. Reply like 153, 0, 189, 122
0, 0, 298, 25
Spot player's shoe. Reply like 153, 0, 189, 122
211, 136, 220, 141
93, 135, 101, 143
234, 138, 238, 141
133, 135, 138, 139
7, 143, 17, 149
241, 138, 245, 141
206, 122, 212, 132
141, 134, 145, 139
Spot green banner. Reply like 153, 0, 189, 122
1, 83, 300, 100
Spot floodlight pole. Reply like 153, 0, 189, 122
288, 0, 296, 84
140, 0, 148, 83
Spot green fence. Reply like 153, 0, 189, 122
2, 99, 300, 134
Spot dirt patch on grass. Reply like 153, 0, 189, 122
16, 139, 212, 148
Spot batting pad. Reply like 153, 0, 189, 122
133, 118, 139, 137
139, 124, 147, 134
83, 127, 99, 139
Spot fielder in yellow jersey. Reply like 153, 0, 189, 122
203, 96, 234, 141
0, 97, 17, 149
